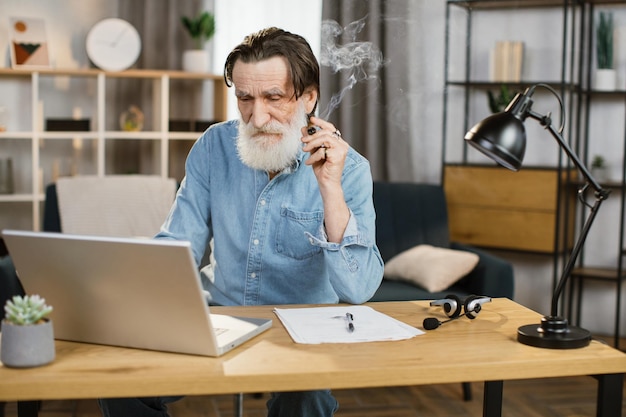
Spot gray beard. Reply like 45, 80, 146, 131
236, 105, 308, 173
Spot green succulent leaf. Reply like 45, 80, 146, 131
4, 294, 53, 325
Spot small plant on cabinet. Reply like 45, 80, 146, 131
591, 155, 608, 182
592, 155, 606, 169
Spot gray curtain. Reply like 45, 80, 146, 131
118, 0, 204, 70
321, 0, 445, 183
108, 0, 205, 174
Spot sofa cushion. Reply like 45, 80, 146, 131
383, 244, 479, 293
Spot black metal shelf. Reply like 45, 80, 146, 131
446, 80, 577, 86
572, 1, 626, 349
448, 0, 583, 10
443, 0, 625, 349
448, 0, 625, 10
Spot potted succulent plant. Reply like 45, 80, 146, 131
595, 11, 616, 91
181, 11, 216, 73
1, 294, 55, 368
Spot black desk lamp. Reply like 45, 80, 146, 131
464, 83, 610, 349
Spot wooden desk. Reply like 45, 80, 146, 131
1, 299, 625, 417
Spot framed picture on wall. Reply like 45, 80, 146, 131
9, 17, 50, 69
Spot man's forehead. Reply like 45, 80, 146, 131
232, 57, 292, 94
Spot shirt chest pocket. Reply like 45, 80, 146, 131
276, 207, 324, 260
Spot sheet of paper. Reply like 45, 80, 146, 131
274, 305, 423, 344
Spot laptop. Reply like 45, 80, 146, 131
1, 229, 272, 357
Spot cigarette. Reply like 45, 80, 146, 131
307, 124, 320, 136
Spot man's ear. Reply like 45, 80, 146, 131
303, 88, 318, 115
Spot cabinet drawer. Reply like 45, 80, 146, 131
444, 165, 576, 253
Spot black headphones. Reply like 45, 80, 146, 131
423, 294, 491, 330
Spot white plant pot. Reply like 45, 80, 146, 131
1, 319, 55, 368
591, 167, 609, 183
182, 50, 209, 73
595, 69, 617, 91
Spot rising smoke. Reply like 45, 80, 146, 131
319, 16, 386, 119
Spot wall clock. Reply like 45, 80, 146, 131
86, 18, 141, 72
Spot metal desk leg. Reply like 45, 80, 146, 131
483, 380, 503, 417
17, 401, 39, 417
234, 393, 243, 417
595, 373, 624, 417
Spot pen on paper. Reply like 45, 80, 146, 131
332, 313, 355, 332
346, 312, 355, 333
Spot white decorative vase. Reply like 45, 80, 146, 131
182, 50, 209, 73
595, 69, 617, 91
0, 319, 55, 368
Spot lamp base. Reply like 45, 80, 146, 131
517, 315, 591, 349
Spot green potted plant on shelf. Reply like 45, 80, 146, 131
595, 11, 616, 91
1, 294, 55, 368
181, 11, 216, 73
487, 84, 516, 113
591, 154, 608, 182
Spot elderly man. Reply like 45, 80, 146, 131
98, 27, 383, 417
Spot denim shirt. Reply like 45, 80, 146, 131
156, 120, 384, 306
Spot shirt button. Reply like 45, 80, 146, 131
253, 239, 260, 245
260, 199, 266, 205
250, 272, 256, 278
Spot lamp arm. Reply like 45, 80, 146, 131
527, 110, 606, 194
525, 110, 610, 317
550, 196, 603, 317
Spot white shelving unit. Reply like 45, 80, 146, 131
0, 68, 228, 231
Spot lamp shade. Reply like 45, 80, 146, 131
464, 111, 526, 171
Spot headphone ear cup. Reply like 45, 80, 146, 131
464, 295, 483, 319
443, 294, 462, 318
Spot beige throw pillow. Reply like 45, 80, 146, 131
384, 244, 480, 293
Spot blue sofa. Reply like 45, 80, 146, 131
369, 182, 514, 302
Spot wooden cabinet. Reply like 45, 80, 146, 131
0, 68, 228, 231
444, 165, 576, 253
